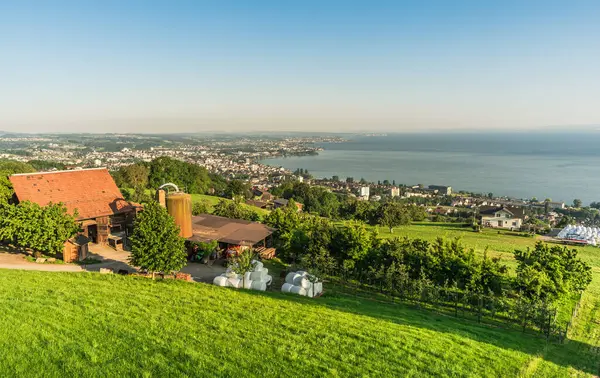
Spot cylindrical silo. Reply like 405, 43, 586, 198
166, 192, 193, 238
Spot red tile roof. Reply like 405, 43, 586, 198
9, 168, 134, 220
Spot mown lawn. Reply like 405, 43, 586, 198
0, 269, 598, 377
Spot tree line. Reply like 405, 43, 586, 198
264, 202, 592, 333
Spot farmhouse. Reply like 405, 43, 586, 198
188, 213, 276, 258
273, 198, 303, 211
9, 168, 140, 258
479, 206, 525, 230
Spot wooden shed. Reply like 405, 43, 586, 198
62, 235, 90, 263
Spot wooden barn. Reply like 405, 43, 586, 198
9, 168, 141, 260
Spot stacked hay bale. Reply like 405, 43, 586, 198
281, 271, 323, 298
212, 260, 272, 291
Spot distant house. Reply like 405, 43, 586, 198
479, 206, 525, 230
245, 199, 268, 209
9, 168, 140, 257
428, 185, 452, 195
260, 192, 274, 202
273, 198, 303, 212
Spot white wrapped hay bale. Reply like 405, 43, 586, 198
263, 275, 273, 286
285, 272, 301, 285
250, 270, 266, 281
243, 272, 252, 283
293, 276, 311, 289
226, 277, 241, 288
290, 286, 307, 296
213, 276, 228, 287
296, 270, 308, 277
242, 278, 253, 289
225, 271, 238, 279
314, 282, 323, 295
250, 281, 267, 291
281, 283, 294, 293
251, 260, 264, 271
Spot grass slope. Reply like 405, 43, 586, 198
0, 269, 598, 377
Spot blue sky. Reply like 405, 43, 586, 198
1, 0, 600, 133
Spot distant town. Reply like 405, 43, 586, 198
1, 132, 598, 233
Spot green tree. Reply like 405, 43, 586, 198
332, 175, 340, 182
27, 160, 66, 171
332, 221, 377, 271
148, 157, 211, 194
225, 179, 251, 199
213, 199, 259, 221
514, 242, 592, 300
376, 202, 411, 232
573, 199, 582, 208
129, 201, 187, 276
0, 160, 36, 203
346, 177, 354, 184
228, 249, 256, 288
0, 201, 79, 256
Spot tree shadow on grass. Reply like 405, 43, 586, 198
238, 287, 599, 376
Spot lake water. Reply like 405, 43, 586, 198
261, 133, 600, 205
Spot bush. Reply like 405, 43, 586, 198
192, 200, 210, 216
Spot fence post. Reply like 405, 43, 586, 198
477, 295, 482, 323
454, 292, 458, 318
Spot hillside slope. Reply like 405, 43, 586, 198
0, 270, 596, 377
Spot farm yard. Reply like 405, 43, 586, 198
0, 269, 598, 377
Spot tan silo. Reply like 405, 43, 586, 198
166, 192, 193, 238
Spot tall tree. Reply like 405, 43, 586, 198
0, 160, 36, 203
148, 157, 211, 194
376, 202, 411, 232
225, 179, 251, 199
129, 201, 187, 276
573, 199, 582, 208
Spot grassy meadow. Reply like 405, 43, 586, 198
0, 269, 598, 377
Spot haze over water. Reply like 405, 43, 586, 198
263, 133, 600, 205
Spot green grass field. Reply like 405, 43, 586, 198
0, 269, 598, 377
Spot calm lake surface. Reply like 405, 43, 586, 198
262, 133, 600, 205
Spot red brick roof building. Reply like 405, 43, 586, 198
10, 168, 139, 246
9, 168, 133, 220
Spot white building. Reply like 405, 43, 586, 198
93, 159, 102, 167
479, 206, 524, 230
359, 186, 370, 199
390, 187, 400, 197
